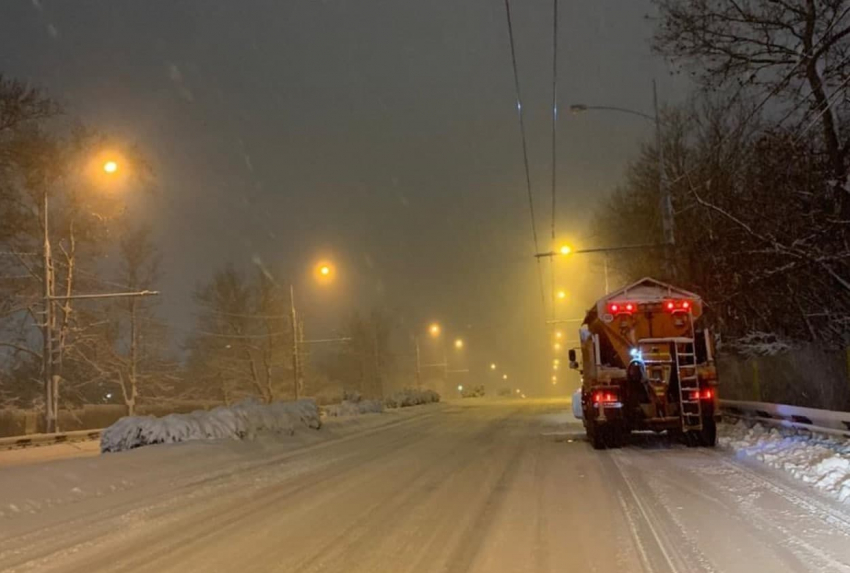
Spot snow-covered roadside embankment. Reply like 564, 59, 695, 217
719, 420, 850, 503
101, 399, 321, 453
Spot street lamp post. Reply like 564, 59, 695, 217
568, 79, 675, 278
40, 159, 159, 432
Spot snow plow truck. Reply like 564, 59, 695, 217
569, 278, 719, 449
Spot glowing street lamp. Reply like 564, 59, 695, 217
454, 338, 464, 350
103, 160, 118, 174
556, 290, 567, 301
503, 374, 508, 380
553, 342, 562, 351
490, 363, 496, 370
555, 331, 563, 339
429, 323, 441, 337
315, 261, 335, 283
559, 245, 572, 255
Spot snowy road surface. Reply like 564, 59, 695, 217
1, 398, 850, 572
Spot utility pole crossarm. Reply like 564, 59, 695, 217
534, 243, 665, 258
46, 290, 160, 301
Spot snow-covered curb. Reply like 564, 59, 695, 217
719, 420, 850, 503
101, 399, 321, 453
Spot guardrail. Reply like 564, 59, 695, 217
720, 399, 850, 439
0, 429, 102, 451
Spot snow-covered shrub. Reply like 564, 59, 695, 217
384, 388, 440, 409
342, 389, 362, 402
730, 331, 792, 357
324, 399, 384, 417
101, 398, 321, 453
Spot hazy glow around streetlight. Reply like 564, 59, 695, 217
429, 323, 441, 337
454, 338, 464, 349
103, 160, 118, 174
490, 363, 496, 370
555, 331, 563, 339
554, 342, 562, 351
556, 290, 567, 300
503, 374, 508, 380
559, 245, 572, 255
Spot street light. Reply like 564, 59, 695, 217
555, 331, 563, 339
559, 245, 572, 255
503, 374, 509, 380
556, 290, 567, 301
454, 338, 464, 350
568, 80, 674, 278
554, 342, 562, 351
103, 160, 118, 174
429, 323, 441, 337
314, 261, 335, 283
490, 363, 496, 370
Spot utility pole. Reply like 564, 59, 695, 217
373, 327, 383, 398
41, 189, 55, 433
414, 335, 422, 389
653, 79, 675, 279
289, 284, 300, 400
39, 188, 158, 432
603, 252, 610, 294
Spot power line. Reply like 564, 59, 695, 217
549, 0, 559, 322
502, 0, 547, 312
550, 0, 559, 247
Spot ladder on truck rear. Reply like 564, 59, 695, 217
675, 339, 702, 431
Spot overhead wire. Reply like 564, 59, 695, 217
501, 0, 548, 313
549, 0, 559, 324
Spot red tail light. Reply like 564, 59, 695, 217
608, 302, 636, 315
700, 388, 713, 400
664, 299, 693, 313
592, 391, 618, 404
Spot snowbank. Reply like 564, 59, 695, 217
384, 388, 440, 409
720, 420, 850, 503
101, 399, 321, 453
324, 399, 384, 417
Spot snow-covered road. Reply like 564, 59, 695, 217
1, 398, 849, 572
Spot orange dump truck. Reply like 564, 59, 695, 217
569, 278, 719, 449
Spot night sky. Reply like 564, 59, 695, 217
1, 0, 690, 394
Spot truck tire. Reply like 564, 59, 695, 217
699, 418, 717, 447
605, 425, 626, 449
586, 420, 606, 450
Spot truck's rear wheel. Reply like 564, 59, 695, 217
699, 418, 717, 447
605, 425, 626, 449
586, 420, 606, 450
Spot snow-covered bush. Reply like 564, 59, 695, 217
384, 388, 440, 409
101, 398, 321, 453
324, 399, 384, 417
342, 390, 363, 403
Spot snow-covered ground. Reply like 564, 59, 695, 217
1, 400, 849, 572
719, 420, 850, 504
